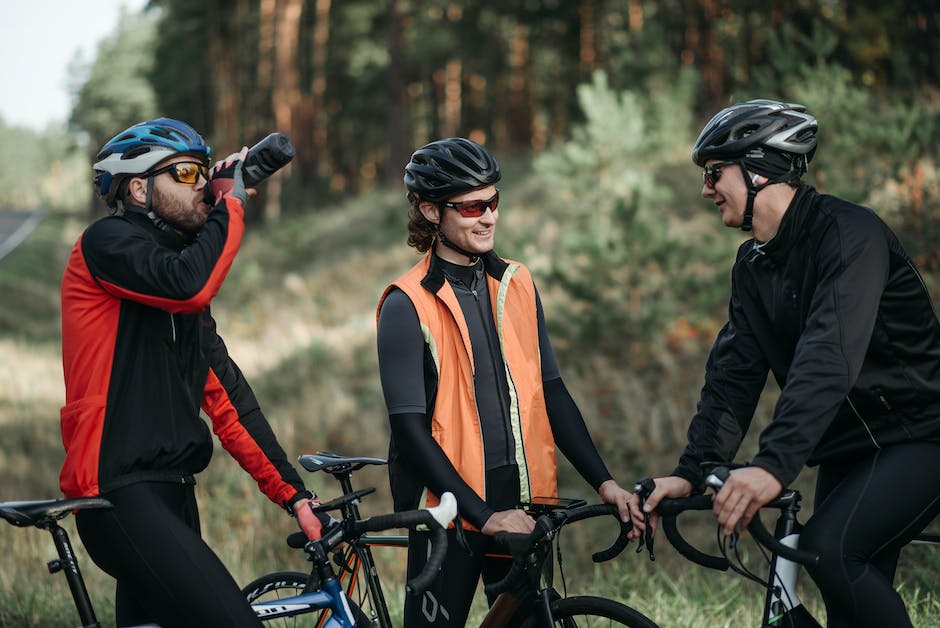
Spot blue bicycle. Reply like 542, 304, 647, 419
243, 481, 455, 626
0, 489, 455, 628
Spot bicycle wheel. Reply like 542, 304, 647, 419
242, 571, 372, 627
520, 595, 659, 627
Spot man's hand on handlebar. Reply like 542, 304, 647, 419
598, 479, 645, 540
640, 475, 694, 536
712, 466, 782, 536
482, 508, 536, 535
295, 497, 332, 540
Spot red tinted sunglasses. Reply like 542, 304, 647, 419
440, 190, 499, 218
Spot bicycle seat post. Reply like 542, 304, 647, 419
332, 469, 365, 521
45, 520, 100, 628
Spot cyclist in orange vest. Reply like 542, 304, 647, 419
376, 137, 644, 626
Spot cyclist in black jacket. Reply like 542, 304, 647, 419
60, 119, 328, 627
642, 100, 940, 628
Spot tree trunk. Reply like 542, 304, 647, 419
306, 0, 331, 189
270, 0, 304, 219
385, 0, 407, 185
206, 0, 240, 154
507, 23, 532, 149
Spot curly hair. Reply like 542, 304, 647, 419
406, 192, 438, 253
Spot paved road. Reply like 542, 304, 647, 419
0, 211, 45, 263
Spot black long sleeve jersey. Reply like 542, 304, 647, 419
674, 185, 940, 489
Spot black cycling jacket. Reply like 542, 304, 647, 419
674, 185, 940, 489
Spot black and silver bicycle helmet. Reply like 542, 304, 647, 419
692, 100, 817, 233
404, 137, 501, 202
691, 99, 817, 168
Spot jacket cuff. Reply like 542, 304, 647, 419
285, 489, 317, 516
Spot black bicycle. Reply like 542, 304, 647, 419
245, 452, 660, 627
635, 465, 940, 627
478, 499, 659, 627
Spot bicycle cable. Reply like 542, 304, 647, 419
555, 523, 568, 598
752, 533, 800, 613
717, 528, 771, 588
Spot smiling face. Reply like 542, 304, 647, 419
419, 185, 499, 265
702, 159, 751, 230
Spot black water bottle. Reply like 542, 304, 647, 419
241, 132, 295, 187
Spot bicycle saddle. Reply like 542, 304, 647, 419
0, 497, 112, 527
299, 451, 388, 474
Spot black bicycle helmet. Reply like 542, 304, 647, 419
404, 137, 501, 201
691, 99, 817, 167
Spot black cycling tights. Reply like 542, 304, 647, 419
76, 481, 261, 627
404, 527, 514, 627
799, 441, 940, 628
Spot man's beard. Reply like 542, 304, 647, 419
151, 186, 206, 234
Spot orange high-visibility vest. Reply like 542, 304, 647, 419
378, 253, 558, 529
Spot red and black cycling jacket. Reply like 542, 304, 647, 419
59, 197, 305, 508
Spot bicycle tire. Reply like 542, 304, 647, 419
520, 595, 659, 627
242, 570, 372, 627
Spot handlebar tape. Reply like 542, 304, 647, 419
662, 515, 729, 571
658, 495, 729, 571
484, 503, 631, 596
747, 516, 819, 566
405, 525, 448, 596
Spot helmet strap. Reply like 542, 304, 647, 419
437, 230, 481, 264
142, 176, 173, 233
739, 165, 775, 233
145, 176, 155, 213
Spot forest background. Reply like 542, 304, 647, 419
1, 1, 939, 625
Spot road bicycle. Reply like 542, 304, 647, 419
476, 499, 659, 626
245, 451, 660, 627
0, 487, 455, 628
635, 465, 940, 627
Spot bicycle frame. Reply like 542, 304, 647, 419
251, 576, 359, 626
760, 495, 820, 627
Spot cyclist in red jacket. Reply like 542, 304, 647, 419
60, 118, 326, 627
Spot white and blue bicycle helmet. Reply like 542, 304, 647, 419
94, 118, 210, 209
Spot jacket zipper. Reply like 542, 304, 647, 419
846, 396, 880, 449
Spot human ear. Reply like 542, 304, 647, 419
418, 201, 440, 225
127, 177, 148, 205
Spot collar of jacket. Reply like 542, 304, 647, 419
757, 184, 818, 264
123, 205, 192, 250
420, 249, 508, 294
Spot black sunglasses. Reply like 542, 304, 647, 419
702, 160, 739, 187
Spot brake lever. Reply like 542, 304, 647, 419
633, 477, 656, 561
452, 513, 473, 556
